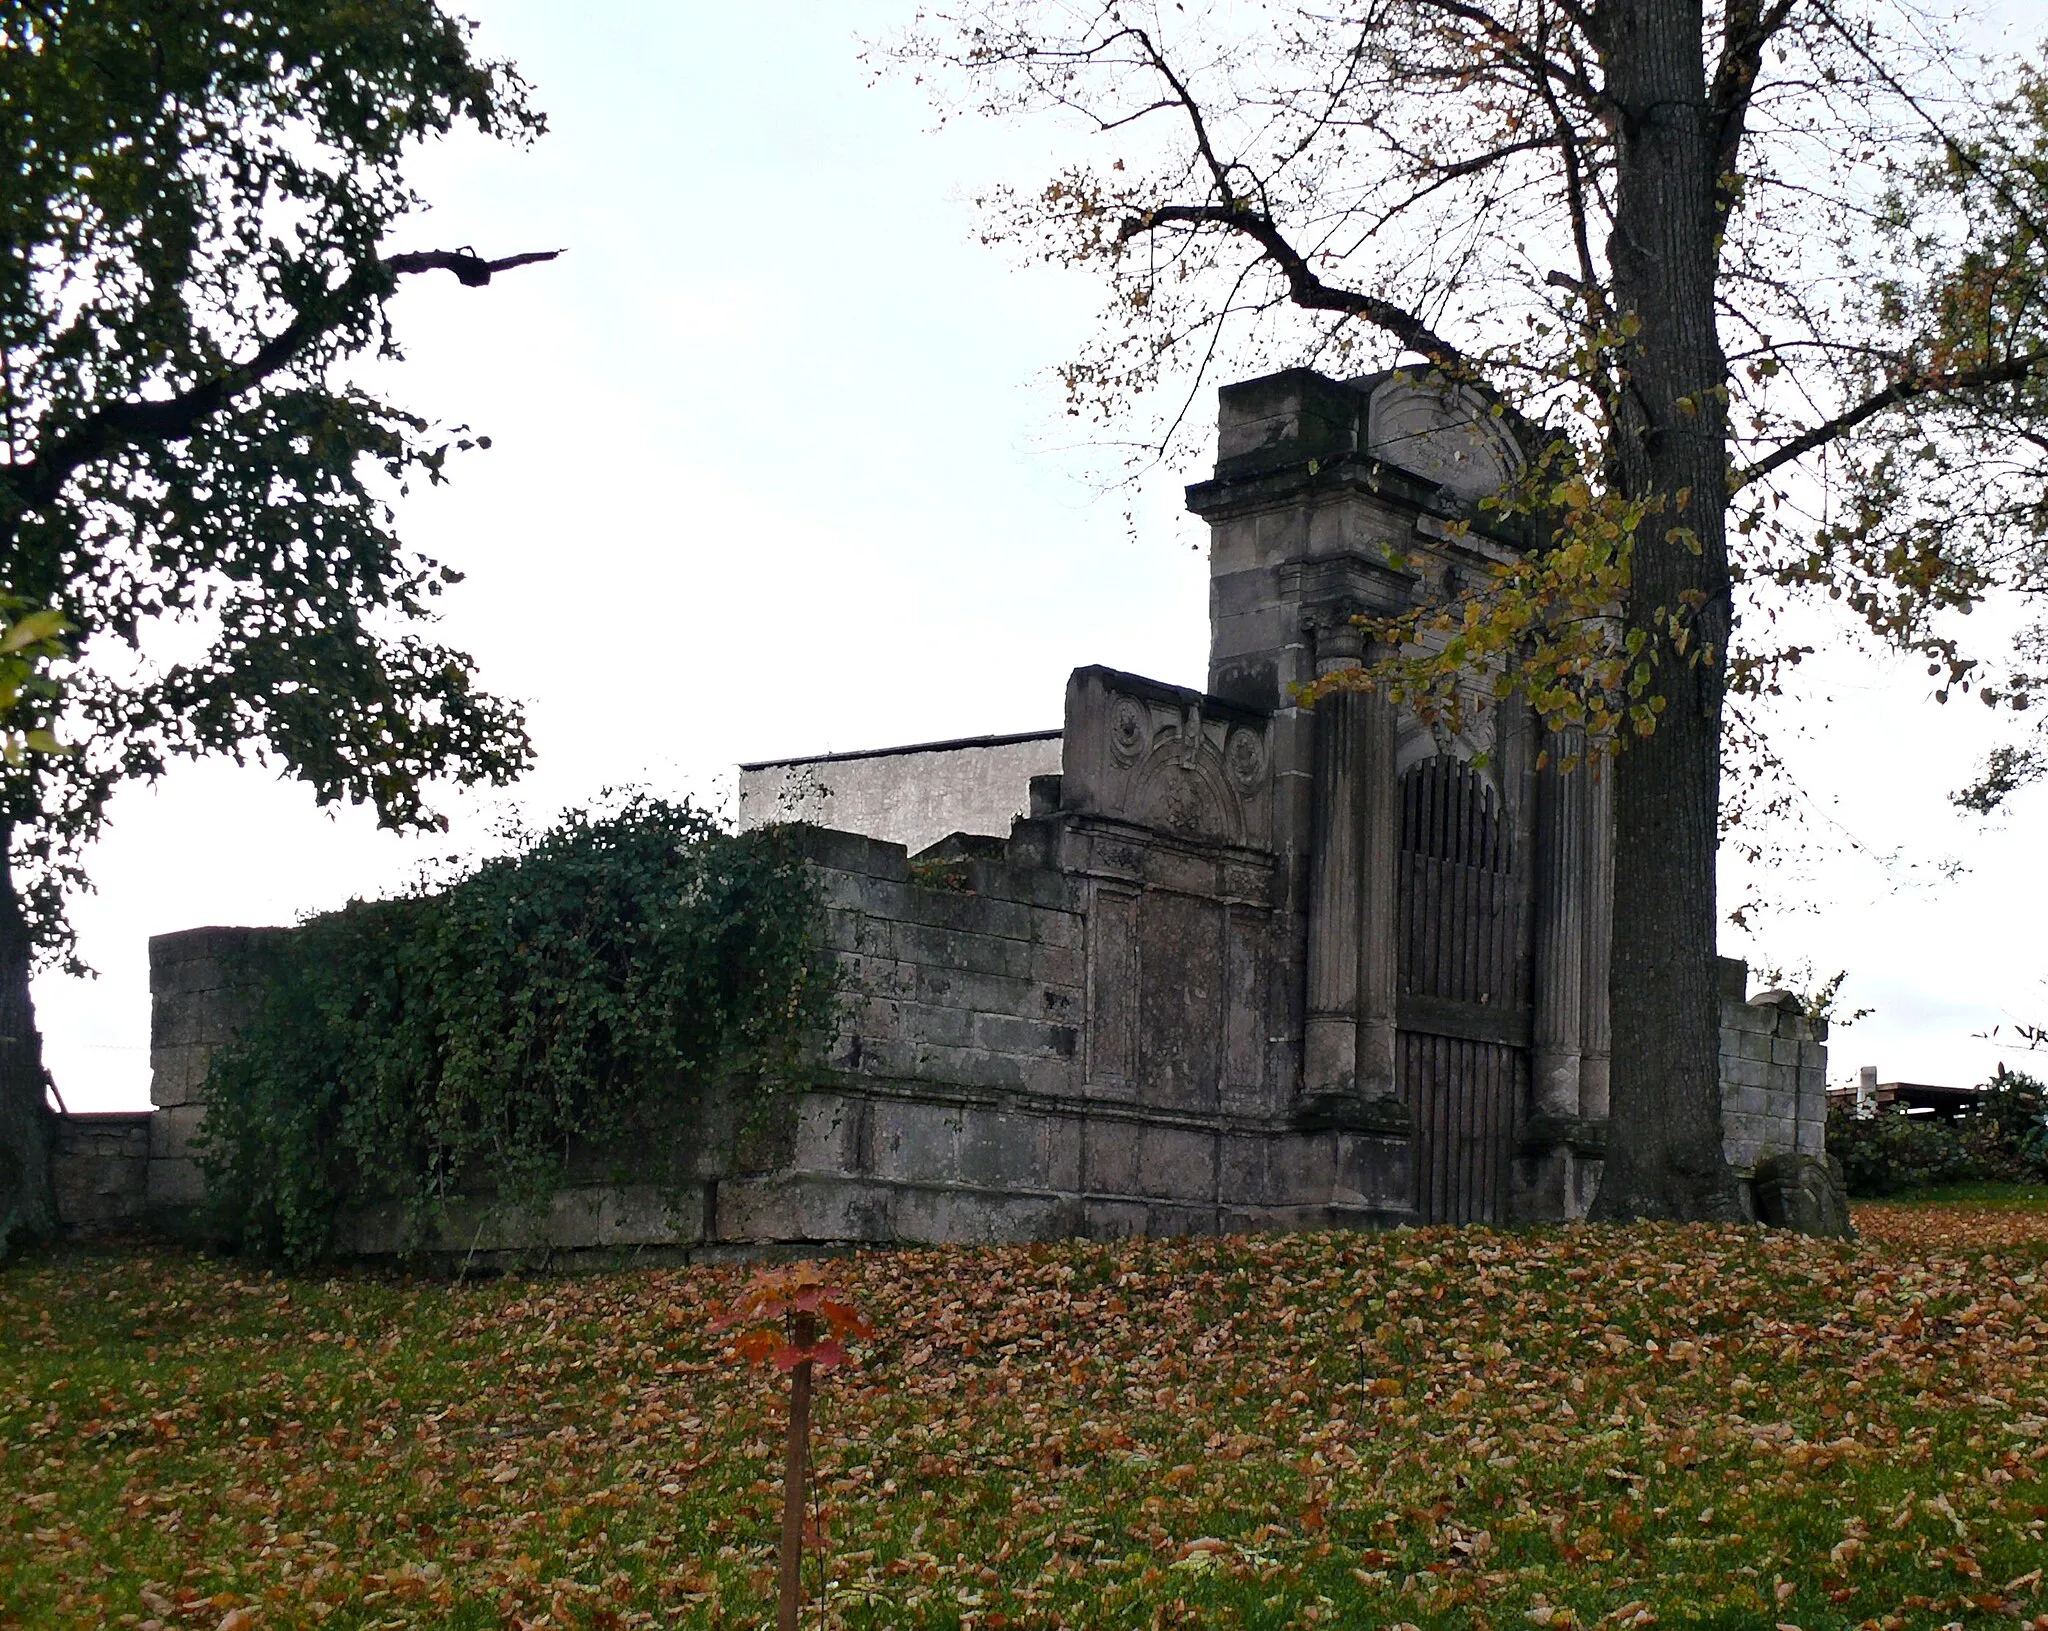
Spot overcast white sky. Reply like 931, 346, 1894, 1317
40, 2, 2048, 1112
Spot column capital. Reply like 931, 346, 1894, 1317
1302, 605, 1369, 673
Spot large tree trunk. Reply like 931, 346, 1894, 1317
0, 821, 56, 1258
1588, 0, 1744, 1221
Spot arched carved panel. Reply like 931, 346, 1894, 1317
1060, 667, 1274, 850
1365, 374, 1525, 502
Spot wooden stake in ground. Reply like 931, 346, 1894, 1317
708, 1266, 872, 1629
779, 1308, 815, 1631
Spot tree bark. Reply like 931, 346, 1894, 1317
0, 822, 58, 1259
1588, 0, 1744, 1221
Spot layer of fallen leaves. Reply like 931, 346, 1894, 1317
5, 1206, 2048, 1631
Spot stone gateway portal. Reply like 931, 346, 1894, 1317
96, 369, 1831, 1257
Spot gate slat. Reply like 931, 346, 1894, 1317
1396, 756, 1530, 1225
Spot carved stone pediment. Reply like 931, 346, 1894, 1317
1363, 373, 1525, 502
1059, 667, 1273, 851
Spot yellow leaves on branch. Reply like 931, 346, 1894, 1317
1295, 455, 1717, 757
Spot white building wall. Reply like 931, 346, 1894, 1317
737, 730, 1062, 858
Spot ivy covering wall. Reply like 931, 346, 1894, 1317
196, 797, 828, 1265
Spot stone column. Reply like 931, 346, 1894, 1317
1302, 615, 1366, 1104
1579, 759, 1614, 1121
1355, 681, 1400, 1098
1531, 736, 1588, 1117
1301, 611, 1401, 1113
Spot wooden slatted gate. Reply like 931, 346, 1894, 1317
1395, 756, 1531, 1224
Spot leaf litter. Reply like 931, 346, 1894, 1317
3, 1204, 2046, 1629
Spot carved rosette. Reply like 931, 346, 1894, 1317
1062, 668, 1275, 851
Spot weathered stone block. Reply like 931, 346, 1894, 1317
901, 887, 1034, 943
788, 826, 911, 881
814, 867, 873, 912
1045, 1117, 1082, 1191
146, 1155, 206, 1208
1032, 910, 1084, 951
1081, 1198, 1150, 1239
719, 1174, 896, 1244
919, 1041, 1035, 1091
1752, 1153, 1853, 1238
959, 1110, 1046, 1189
1717, 957, 1750, 1002
822, 906, 892, 959
1268, 1133, 1338, 1204
896, 923, 1033, 980
791, 1094, 864, 1173
597, 1185, 702, 1246
1031, 942, 1084, 989
948, 858, 1056, 910
836, 953, 917, 999
149, 992, 254, 1052
1722, 1003, 1776, 1036
1137, 1126, 1217, 1199
1771, 1035, 1805, 1067
1736, 1029, 1776, 1064
542, 1190, 604, 1249
853, 876, 916, 923
149, 1044, 211, 1108
1082, 1119, 1141, 1194
912, 964, 1039, 1016
1723, 1055, 1771, 1090
1333, 1133, 1411, 1211
1724, 1083, 1770, 1118
972, 1011, 1075, 1059
1220, 1135, 1267, 1205
1016, 1055, 1079, 1097
1799, 1040, 1826, 1070
149, 1103, 207, 1163
899, 1001, 978, 1050
871, 1100, 963, 1184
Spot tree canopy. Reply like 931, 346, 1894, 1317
0, 0, 551, 1257
898, 0, 2048, 1218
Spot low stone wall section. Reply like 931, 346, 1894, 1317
1716, 956, 1828, 1179
805, 825, 1085, 1101
146, 925, 292, 1212
51, 1111, 152, 1233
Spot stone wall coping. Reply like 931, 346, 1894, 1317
783, 823, 912, 881
739, 727, 1060, 775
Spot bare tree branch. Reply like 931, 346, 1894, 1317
2, 248, 563, 515
1707, 0, 1800, 234
1737, 349, 2048, 485
1122, 203, 1469, 365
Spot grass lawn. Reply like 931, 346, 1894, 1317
5, 1203, 2047, 1631
1875, 1184, 2048, 1212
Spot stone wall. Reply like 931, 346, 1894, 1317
1717, 956, 1829, 1184
51, 857, 1830, 1254
50, 1112, 152, 1233
144, 925, 292, 1216
44, 367, 1841, 1252
758, 809, 1411, 1247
